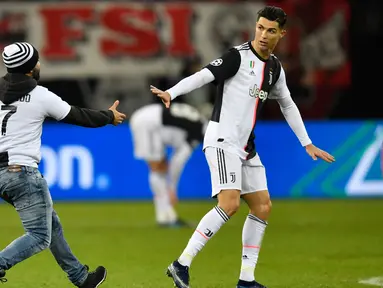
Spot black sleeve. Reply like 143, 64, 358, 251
61, 106, 114, 128
204, 48, 241, 84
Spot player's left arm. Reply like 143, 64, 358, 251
270, 68, 335, 163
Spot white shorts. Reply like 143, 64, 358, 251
130, 108, 165, 162
130, 127, 165, 161
204, 147, 268, 197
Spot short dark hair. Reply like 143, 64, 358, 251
257, 6, 287, 29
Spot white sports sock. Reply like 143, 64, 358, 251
239, 214, 267, 282
149, 171, 177, 224
178, 206, 229, 267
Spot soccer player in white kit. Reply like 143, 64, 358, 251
0, 42, 126, 287
151, 6, 335, 288
130, 102, 206, 227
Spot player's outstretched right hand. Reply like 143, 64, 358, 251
150, 85, 171, 108
108, 100, 126, 126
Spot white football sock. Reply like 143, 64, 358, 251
178, 206, 229, 267
239, 214, 267, 282
149, 171, 177, 224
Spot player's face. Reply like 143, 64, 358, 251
255, 17, 286, 54
31, 61, 40, 81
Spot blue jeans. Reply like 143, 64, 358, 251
0, 166, 88, 286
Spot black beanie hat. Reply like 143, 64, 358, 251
2, 42, 39, 74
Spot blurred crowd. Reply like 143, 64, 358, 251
1, 0, 382, 120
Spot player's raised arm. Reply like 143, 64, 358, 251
150, 48, 241, 108
270, 67, 335, 163
150, 68, 214, 108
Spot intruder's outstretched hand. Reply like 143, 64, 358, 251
108, 100, 126, 126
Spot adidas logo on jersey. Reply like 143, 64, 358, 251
249, 83, 268, 101
249, 70, 256, 76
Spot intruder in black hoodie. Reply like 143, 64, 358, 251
0, 42, 126, 287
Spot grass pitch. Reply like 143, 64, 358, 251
0, 199, 382, 287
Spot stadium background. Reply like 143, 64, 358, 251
1, 1, 383, 287
0, 0, 381, 201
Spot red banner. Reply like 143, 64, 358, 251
0, 2, 264, 79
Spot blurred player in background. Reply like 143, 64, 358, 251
0, 42, 126, 287
130, 102, 207, 227
151, 6, 335, 288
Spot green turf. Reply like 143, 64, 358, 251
0, 199, 382, 287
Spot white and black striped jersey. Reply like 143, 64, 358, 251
0, 86, 70, 167
203, 41, 287, 160
131, 103, 206, 148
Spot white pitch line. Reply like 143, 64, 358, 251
359, 277, 383, 287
